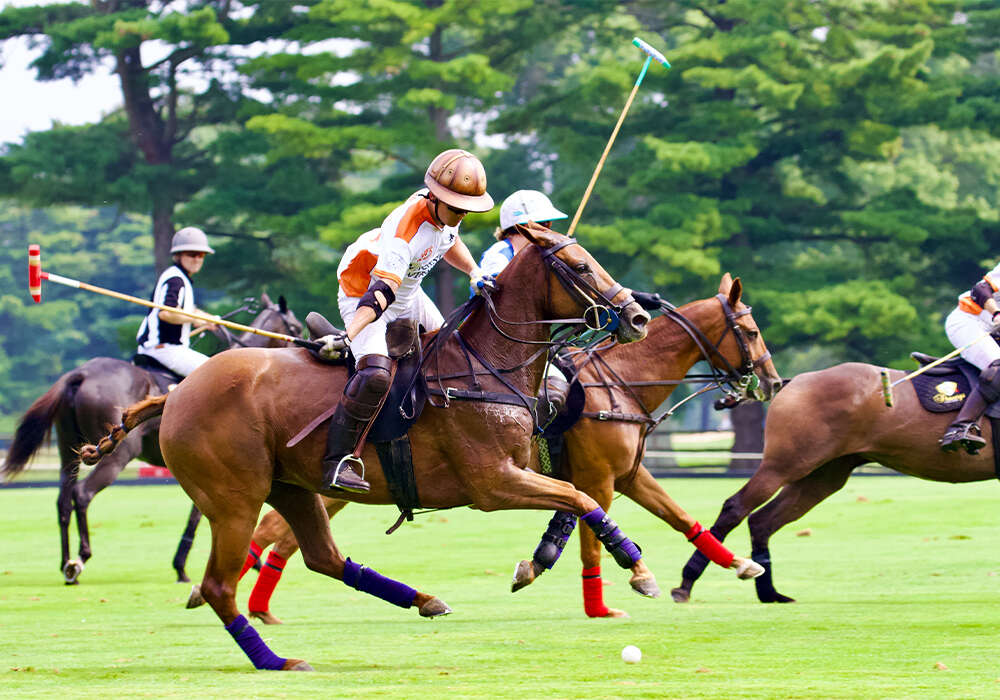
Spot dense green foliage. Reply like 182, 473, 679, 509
1, 0, 999, 413
3, 478, 1000, 697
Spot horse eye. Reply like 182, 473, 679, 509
746, 329, 759, 341
574, 263, 590, 273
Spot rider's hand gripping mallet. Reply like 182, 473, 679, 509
880, 325, 1000, 407
564, 37, 671, 238
28, 244, 321, 349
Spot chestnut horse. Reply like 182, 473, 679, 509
83, 227, 649, 670
0, 294, 301, 583
211, 274, 782, 623
509, 273, 782, 615
672, 360, 998, 604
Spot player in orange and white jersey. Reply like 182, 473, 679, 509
318, 149, 495, 493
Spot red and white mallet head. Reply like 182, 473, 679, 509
28, 244, 42, 303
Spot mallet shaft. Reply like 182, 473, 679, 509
40, 270, 302, 345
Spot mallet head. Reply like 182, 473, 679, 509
632, 37, 670, 68
28, 244, 41, 303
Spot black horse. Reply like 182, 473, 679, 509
0, 293, 301, 583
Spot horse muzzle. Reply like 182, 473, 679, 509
614, 302, 650, 343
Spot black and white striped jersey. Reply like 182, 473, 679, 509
136, 265, 195, 348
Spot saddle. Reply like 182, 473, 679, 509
909, 352, 1000, 418
132, 354, 183, 394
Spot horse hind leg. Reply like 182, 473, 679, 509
72, 443, 134, 570
747, 457, 858, 603
264, 482, 450, 619
173, 503, 202, 583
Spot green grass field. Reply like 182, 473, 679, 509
3, 477, 1000, 699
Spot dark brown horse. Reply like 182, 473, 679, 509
209, 274, 782, 623
672, 360, 994, 604
82, 227, 650, 670
0, 294, 301, 583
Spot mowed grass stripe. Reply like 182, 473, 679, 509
2, 477, 999, 698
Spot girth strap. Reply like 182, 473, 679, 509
580, 410, 653, 424
428, 386, 539, 410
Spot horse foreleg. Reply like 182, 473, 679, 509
746, 458, 856, 603
672, 464, 788, 603
247, 498, 350, 625
73, 446, 132, 571
265, 483, 450, 619
173, 503, 202, 583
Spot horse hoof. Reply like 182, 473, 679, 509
602, 607, 629, 618
670, 586, 691, 603
282, 658, 314, 671
185, 584, 205, 609
511, 560, 537, 593
760, 592, 796, 604
733, 557, 764, 580
249, 610, 283, 625
419, 597, 452, 618
176, 571, 191, 583
63, 560, 84, 585
629, 572, 662, 598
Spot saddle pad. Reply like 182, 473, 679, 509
910, 371, 970, 413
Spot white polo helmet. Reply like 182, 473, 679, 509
499, 190, 568, 231
170, 226, 215, 254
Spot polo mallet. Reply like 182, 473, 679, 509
565, 37, 671, 238
28, 244, 321, 349
880, 325, 1000, 406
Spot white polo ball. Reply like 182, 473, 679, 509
621, 644, 642, 664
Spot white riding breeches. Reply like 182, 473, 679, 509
944, 307, 1000, 371
340, 286, 444, 361
136, 344, 210, 377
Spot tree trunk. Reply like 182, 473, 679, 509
152, 196, 175, 275
728, 401, 764, 473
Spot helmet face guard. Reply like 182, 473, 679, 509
424, 149, 494, 213
170, 226, 215, 254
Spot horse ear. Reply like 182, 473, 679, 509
718, 272, 733, 295
261, 291, 273, 307
728, 277, 743, 306
278, 295, 288, 314
518, 222, 561, 249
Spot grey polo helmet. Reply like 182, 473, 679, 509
170, 226, 215, 255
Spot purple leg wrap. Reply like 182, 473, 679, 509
343, 557, 416, 608
581, 507, 642, 568
225, 614, 286, 670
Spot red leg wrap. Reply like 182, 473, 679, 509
582, 566, 610, 617
685, 522, 734, 568
239, 540, 264, 580
248, 551, 286, 613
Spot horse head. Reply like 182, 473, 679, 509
713, 273, 781, 401
226, 293, 303, 348
517, 224, 650, 344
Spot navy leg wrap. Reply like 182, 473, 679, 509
581, 507, 641, 569
343, 557, 417, 608
532, 511, 577, 570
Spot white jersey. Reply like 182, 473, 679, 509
479, 239, 516, 277
338, 189, 459, 323
136, 265, 196, 349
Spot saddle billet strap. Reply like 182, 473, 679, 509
580, 410, 653, 424
428, 386, 539, 411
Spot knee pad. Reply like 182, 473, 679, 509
980, 359, 1000, 404
343, 355, 392, 420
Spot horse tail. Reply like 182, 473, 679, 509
78, 394, 168, 466
1, 371, 84, 481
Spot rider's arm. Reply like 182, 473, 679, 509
443, 235, 478, 276
345, 277, 401, 340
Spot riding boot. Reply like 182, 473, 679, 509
320, 354, 393, 492
536, 376, 570, 427
321, 404, 371, 493
939, 385, 988, 454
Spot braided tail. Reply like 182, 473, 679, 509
78, 394, 168, 465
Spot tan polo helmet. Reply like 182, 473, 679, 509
424, 149, 494, 213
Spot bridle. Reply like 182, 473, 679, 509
478, 238, 637, 346
204, 297, 302, 349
